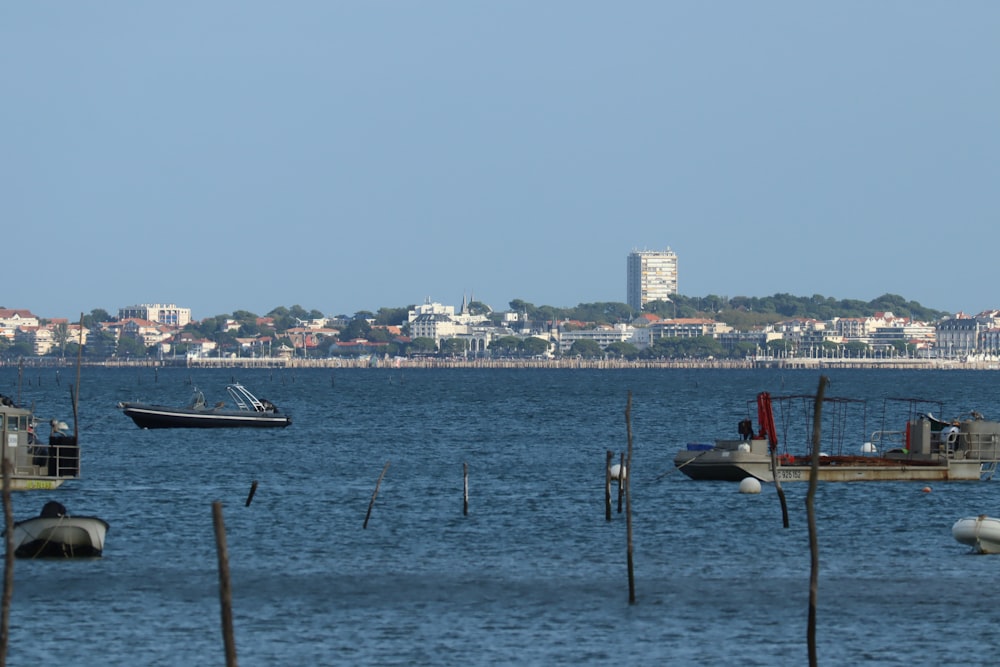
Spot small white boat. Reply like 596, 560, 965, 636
8, 501, 109, 558
952, 515, 1000, 554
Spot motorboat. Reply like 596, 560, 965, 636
118, 382, 292, 429
952, 515, 1000, 554
673, 392, 1000, 483
7, 501, 108, 558
0, 393, 80, 490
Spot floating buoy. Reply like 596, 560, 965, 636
861, 442, 877, 453
922, 486, 932, 493
609, 464, 627, 481
739, 477, 762, 494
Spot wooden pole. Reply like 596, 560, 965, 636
212, 502, 238, 667
364, 461, 391, 529
771, 445, 790, 529
1, 461, 14, 667
616, 451, 625, 513
245, 481, 258, 507
625, 391, 636, 605
806, 375, 827, 667
462, 463, 469, 516
605, 450, 613, 521
73, 313, 83, 443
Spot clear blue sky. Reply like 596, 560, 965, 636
4, 2, 998, 321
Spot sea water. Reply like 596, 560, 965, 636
3, 366, 1000, 666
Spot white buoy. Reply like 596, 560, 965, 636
739, 477, 762, 494
861, 442, 877, 453
738, 443, 751, 452
609, 464, 627, 481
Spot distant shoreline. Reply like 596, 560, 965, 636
3, 357, 996, 371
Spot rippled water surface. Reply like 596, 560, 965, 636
4, 366, 1000, 665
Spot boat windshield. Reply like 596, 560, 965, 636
190, 390, 206, 410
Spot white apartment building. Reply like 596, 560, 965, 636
118, 303, 192, 327
627, 248, 678, 311
556, 323, 635, 354
0, 309, 39, 340
407, 299, 490, 343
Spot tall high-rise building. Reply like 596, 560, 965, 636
627, 248, 678, 311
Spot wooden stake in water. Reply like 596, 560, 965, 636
212, 502, 238, 667
364, 462, 391, 529
245, 481, 258, 507
463, 463, 469, 516
605, 450, 613, 521
617, 451, 625, 514
806, 375, 828, 667
625, 392, 636, 605
1, 461, 14, 667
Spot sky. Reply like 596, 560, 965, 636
3, 2, 999, 321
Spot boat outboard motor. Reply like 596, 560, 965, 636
40, 501, 67, 518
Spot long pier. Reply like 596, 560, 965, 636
6, 356, 989, 370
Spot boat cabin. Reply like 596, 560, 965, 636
0, 397, 80, 490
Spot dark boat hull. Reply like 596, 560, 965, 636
121, 404, 292, 429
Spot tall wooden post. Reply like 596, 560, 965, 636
605, 450, 613, 521
463, 463, 469, 516
364, 462, 391, 529
806, 376, 827, 667
212, 502, 238, 667
1, 462, 14, 667
625, 392, 636, 604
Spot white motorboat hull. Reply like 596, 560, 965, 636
952, 515, 1000, 554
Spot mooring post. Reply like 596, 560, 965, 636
364, 461, 391, 529
1, 461, 14, 667
245, 481, 258, 507
212, 502, 238, 667
605, 450, 613, 521
463, 462, 469, 516
625, 391, 636, 604
617, 451, 625, 513
806, 375, 828, 667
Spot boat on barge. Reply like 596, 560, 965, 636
673, 392, 1000, 483
118, 383, 292, 429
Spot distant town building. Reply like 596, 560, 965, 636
935, 315, 979, 357
407, 298, 489, 342
118, 303, 192, 327
627, 248, 678, 311
0, 308, 39, 340
556, 323, 634, 354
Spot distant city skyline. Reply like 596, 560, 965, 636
4, 286, 979, 326
4, 4, 997, 321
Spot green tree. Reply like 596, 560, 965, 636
569, 339, 603, 358
339, 317, 372, 342
440, 338, 469, 356
605, 341, 640, 359
519, 336, 551, 357
116, 336, 148, 358
489, 335, 522, 356
83, 309, 113, 328
408, 337, 438, 355
468, 301, 492, 315
374, 307, 411, 326
52, 322, 71, 357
